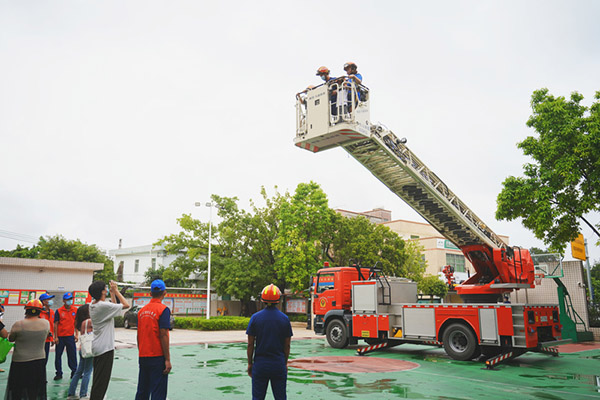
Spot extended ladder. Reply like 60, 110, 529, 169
342, 125, 507, 250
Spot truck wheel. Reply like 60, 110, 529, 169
124, 318, 130, 329
326, 319, 349, 349
442, 323, 479, 361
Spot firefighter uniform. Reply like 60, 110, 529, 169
135, 297, 171, 399
54, 294, 78, 379
246, 306, 293, 400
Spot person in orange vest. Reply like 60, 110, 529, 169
135, 279, 172, 400
39, 292, 56, 365
53, 292, 78, 380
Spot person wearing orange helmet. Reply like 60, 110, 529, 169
246, 284, 293, 400
5, 299, 50, 399
315, 66, 339, 117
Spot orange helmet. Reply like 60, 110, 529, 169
25, 299, 44, 311
316, 66, 330, 76
260, 284, 282, 303
343, 61, 357, 71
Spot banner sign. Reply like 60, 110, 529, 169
285, 298, 307, 314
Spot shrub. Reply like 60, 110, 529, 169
287, 314, 308, 322
114, 316, 124, 328
174, 316, 250, 331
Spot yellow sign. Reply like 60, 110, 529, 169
571, 233, 586, 261
361, 330, 370, 337
319, 298, 327, 308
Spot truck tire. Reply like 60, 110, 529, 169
442, 323, 479, 361
326, 319, 349, 349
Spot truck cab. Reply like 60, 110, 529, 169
311, 266, 371, 337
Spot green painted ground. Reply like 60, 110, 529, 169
1, 339, 599, 399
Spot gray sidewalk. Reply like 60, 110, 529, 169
114, 321, 321, 348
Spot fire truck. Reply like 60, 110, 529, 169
294, 80, 565, 367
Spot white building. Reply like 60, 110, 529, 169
109, 244, 179, 284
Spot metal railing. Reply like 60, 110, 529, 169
295, 80, 369, 137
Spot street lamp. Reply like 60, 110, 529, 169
195, 201, 215, 320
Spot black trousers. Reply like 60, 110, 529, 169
90, 349, 114, 400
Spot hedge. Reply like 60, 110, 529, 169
174, 316, 250, 331
287, 314, 308, 322
114, 316, 124, 328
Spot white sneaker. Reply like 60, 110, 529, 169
66, 396, 79, 400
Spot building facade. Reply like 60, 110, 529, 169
0, 257, 103, 329
108, 244, 179, 284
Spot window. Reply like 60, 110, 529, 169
151, 258, 156, 269
446, 254, 465, 272
316, 273, 335, 293
134, 259, 139, 273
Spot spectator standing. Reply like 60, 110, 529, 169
39, 292, 56, 364
246, 284, 293, 400
135, 279, 172, 400
67, 304, 94, 400
88, 280, 130, 400
5, 299, 50, 399
54, 292, 78, 380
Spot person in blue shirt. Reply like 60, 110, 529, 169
246, 284, 293, 400
343, 62, 363, 110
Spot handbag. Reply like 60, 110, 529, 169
0, 337, 14, 363
79, 319, 94, 359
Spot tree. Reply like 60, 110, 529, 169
273, 182, 339, 292
329, 215, 426, 281
0, 235, 115, 281
496, 89, 600, 252
418, 275, 448, 298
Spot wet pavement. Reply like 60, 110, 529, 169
1, 331, 599, 399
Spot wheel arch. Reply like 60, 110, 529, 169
437, 318, 480, 343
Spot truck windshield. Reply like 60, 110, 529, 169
316, 273, 335, 293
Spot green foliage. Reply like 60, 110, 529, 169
174, 316, 250, 330
113, 316, 124, 328
144, 265, 186, 287
0, 244, 39, 258
273, 182, 339, 292
329, 216, 426, 281
160, 182, 427, 303
496, 89, 600, 252
0, 235, 115, 281
287, 313, 308, 322
418, 275, 448, 298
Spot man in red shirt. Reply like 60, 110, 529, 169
39, 292, 56, 365
54, 292, 78, 380
135, 279, 172, 400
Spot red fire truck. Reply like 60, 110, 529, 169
296, 81, 564, 367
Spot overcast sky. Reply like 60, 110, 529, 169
1, 1, 599, 265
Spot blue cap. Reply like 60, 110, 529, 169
63, 292, 73, 300
39, 293, 55, 301
151, 279, 166, 292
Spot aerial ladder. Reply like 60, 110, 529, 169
295, 81, 534, 303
